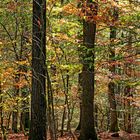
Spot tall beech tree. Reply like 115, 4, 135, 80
79, 1, 98, 140
29, 0, 47, 140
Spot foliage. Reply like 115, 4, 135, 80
0, 0, 140, 138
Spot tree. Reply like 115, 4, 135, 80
108, 0, 119, 132
79, 1, 98, 140
29, 0, 47, 139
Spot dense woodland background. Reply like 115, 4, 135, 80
0, 0, 140, 140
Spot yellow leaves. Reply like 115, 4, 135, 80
62, 3, 78, 16
0, 98, 14, 111
110, 0, 118, 7
16, 60, 29, 66
59, 18, 67, 24
53, 33, 75, 43
56, 33, 70, 41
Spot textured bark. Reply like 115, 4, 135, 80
79, 1, 98, 140
29, 0, 47, 140
108, 1, 119, 132
108, 82, 118, 132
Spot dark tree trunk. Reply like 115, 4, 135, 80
20, 110, 30, 132
29, 0, 47, 140
79, 1, 98, 140
108, 1, 119, 132
12, 111, 18, 133
76, 73, 82, 131
108, 82, 118, 132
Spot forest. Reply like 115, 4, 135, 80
0, 0, 140, 140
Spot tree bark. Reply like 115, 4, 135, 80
47, 69, 57, 140
108, 1, 119, 132
124, 33, 133, 133
79, 1, 98, 140
29, 0, 47, 139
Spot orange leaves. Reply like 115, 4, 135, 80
1, 59, 31, 90
14, 78, 28, 89
7, 1, 17, 12
3, 67, 14, 77
6, 1, 31, 12
62, 3, 78, 16
61, 0, 121, 25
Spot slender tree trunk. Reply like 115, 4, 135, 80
108, 82, 118, 132
12, 111, 18, 133
76, 73, 82, 131
79, 1, 98, 140
124, 33, 133, 133
76, 102, 82, 131
0, 81, 7, 140
12, 85, 19, 133
20, 108, 29, 132
60, 71, 70, 136
124, 86, 132, 133
29, 0, 47, 139
106, 108, 110, 130
108, 0, 119, 132
6, 112, 12, 130
95, 103, 98, 129
19, 99, 29, 133
60, 104, 66, 137
47, 69, 57, 140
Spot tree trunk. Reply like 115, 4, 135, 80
12, 111, 18, 133
29, 0, 47, 139
20, 110, 29, 132
76, 73, 82, 131
108, 1, 119, 132
124, 33, 133, 133
12, 73, 21, 133
124, 86, 132, 133
95, 103, 98, 129
0, 81, 7, 140
108, 82, 118, 132
79, 1, 98, 140
47, 70, 57, 140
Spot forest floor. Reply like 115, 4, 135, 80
1, 131, 140, 140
